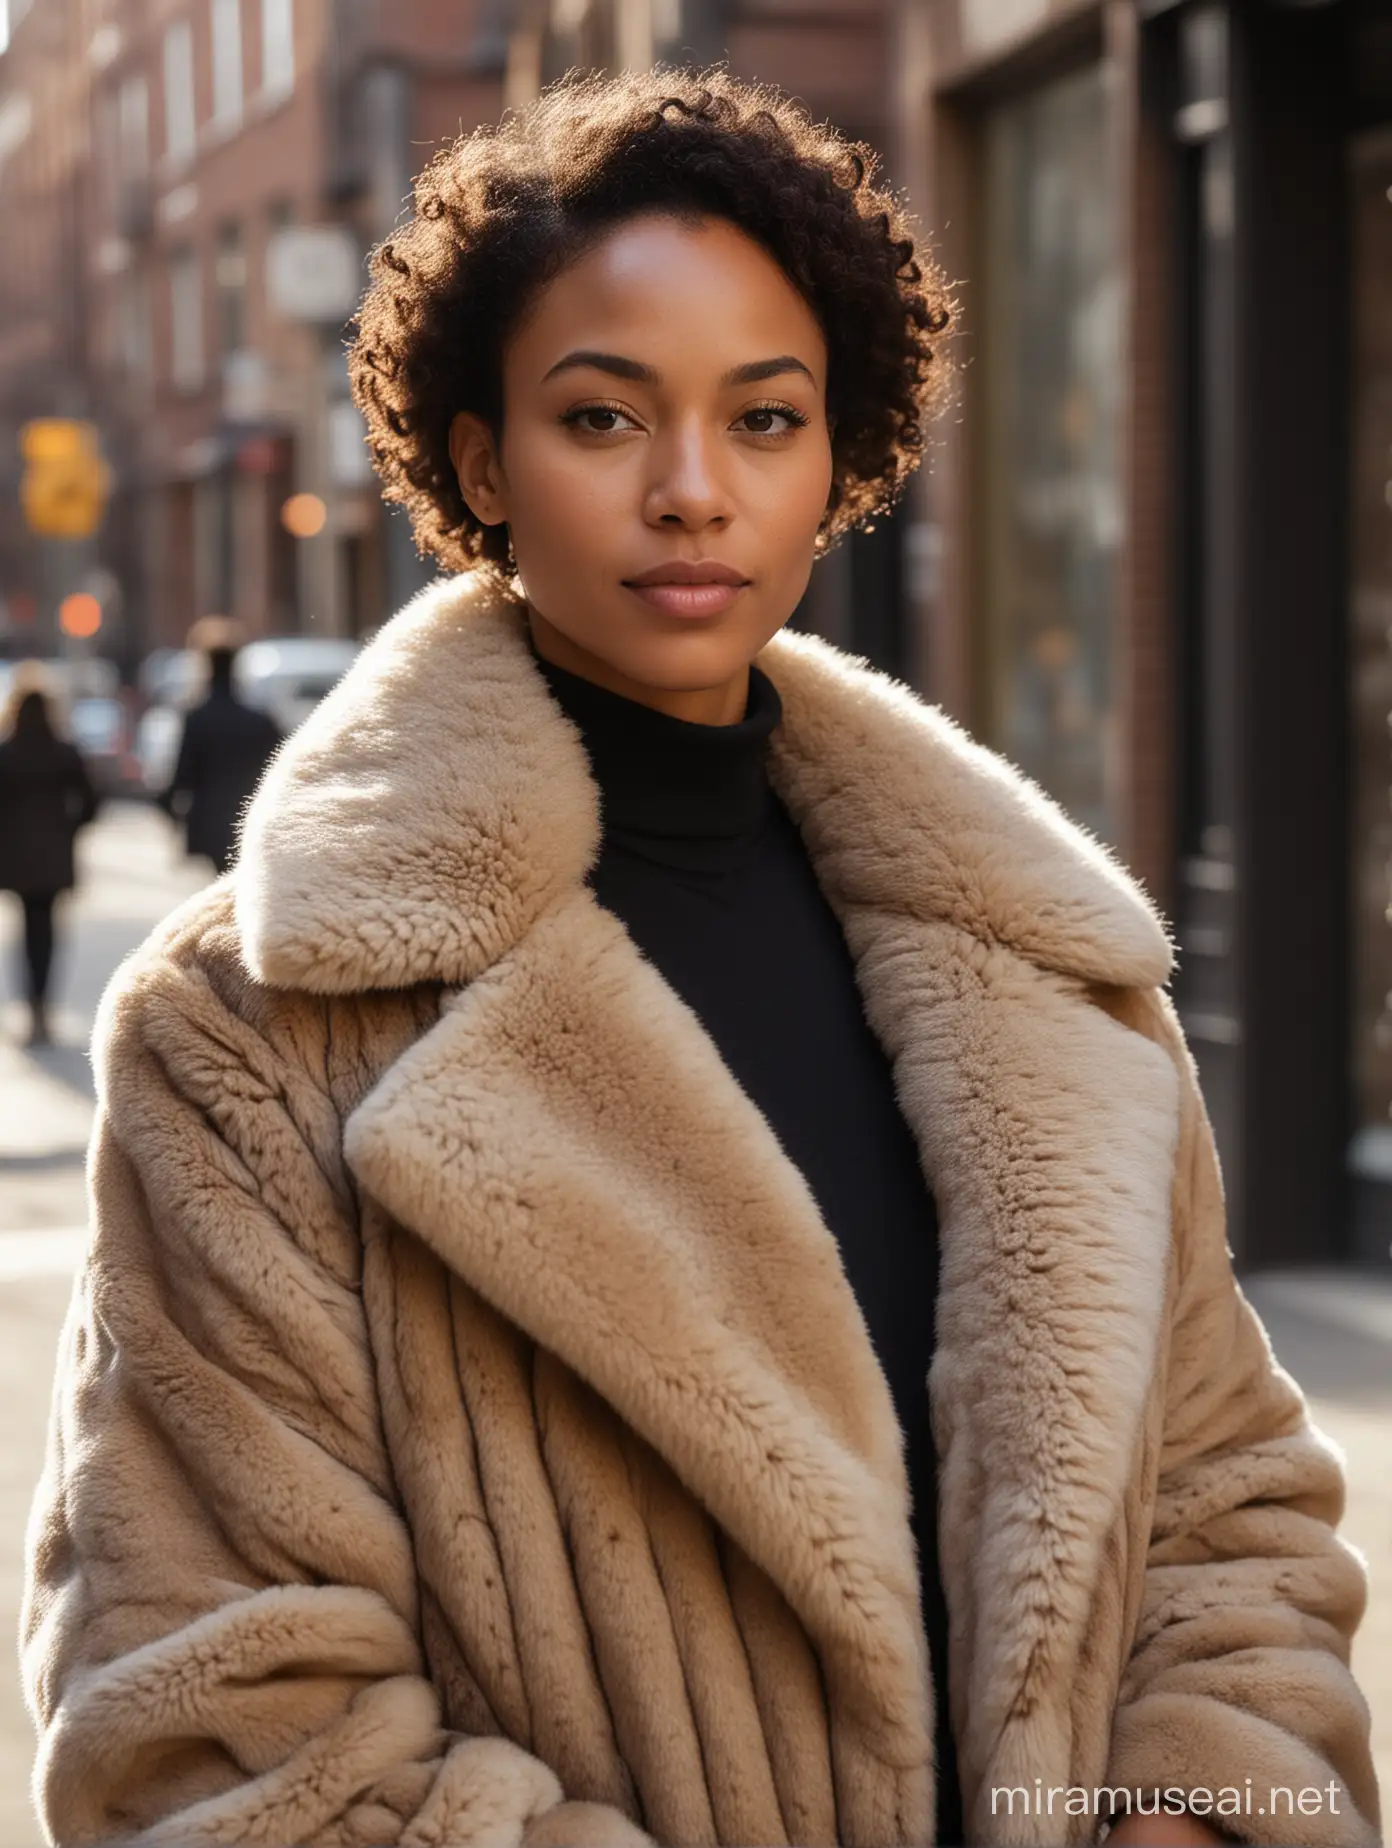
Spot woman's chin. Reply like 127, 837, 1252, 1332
615, 615, 787, 688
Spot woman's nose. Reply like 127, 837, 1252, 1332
642, 419, 733, 529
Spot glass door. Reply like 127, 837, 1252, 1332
979, 62, 1122, 843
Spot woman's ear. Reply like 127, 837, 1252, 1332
449, 411, 509, 527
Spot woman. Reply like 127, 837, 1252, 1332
0, 666, 98, 1046
21, 71, 1378, 1848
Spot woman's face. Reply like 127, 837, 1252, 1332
449, 212, 834, 724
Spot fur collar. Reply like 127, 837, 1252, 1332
237, 572, 1172, 996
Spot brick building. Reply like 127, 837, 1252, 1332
0, 0, 906, 662
0, 0, 509, 659
0, 0, 104, 645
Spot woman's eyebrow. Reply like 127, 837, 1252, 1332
541, 350, 816, 387
722, 355, 816, 387
543, 350, 656, 384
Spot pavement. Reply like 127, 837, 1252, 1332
0, 805, 1388, 1844
0, 803, 209, 1848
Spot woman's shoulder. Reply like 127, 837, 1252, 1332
94, 881, 325, 1099
104, 878, 251, 1002
94, 877, 440, 1127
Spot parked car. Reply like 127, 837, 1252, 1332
235, 637, 361, 732
0, 660, 140, 796
68, 694, 144, 798
135, 635, 361, 794
135, 701, 185, 796
138, 647, 201, 712
0, 655, 119, 710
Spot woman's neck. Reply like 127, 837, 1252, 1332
530, 631, 782, 868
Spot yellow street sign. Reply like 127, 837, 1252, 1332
19, 419, 112, 538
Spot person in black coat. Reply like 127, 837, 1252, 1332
162, 633, 281, 875
0, 668, 99, 1046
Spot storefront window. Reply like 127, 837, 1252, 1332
980, 63, 1121, 841
1348, 127, 1392, 1187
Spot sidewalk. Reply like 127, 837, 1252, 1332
0, 804, 209, 1846
0, 1262, 74, 1847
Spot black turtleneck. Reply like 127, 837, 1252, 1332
531, 637, 962, 1845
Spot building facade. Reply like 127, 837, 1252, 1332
0, 0, 105, 646
894, 0, 1392, 1273
0, 0, 508, 662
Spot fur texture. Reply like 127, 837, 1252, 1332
21, 575, 1379, 1846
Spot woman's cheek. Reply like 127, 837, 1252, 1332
525, 448, 636, 547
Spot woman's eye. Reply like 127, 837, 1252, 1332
734, 405, 809, 436
561, 402, 808, 438
562, 404, 638, 435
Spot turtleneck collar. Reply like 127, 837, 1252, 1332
528, 627, 783, 872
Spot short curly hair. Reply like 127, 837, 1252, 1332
347, 66, 955, 585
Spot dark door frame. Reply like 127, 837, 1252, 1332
1157, 0, 1352, 1270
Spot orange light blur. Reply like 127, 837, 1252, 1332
58, 592, 102, 639
281, 492, 327, 539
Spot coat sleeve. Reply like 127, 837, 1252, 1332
20, 917, 653, 1848
1103, 997, 1381, 1847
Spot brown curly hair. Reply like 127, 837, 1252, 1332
347, 66, 955, 585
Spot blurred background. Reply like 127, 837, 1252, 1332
0, 0, 1389, 1839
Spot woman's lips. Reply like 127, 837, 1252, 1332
624, 581, 747, 617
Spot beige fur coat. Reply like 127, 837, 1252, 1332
22, 575, 1380, 1847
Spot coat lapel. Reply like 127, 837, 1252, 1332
816, 908, 1179, 1833
344, 887, 937, 1841
237, 575, 1181, 1840
761, 638, 1182, 1833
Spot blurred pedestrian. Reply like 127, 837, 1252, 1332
161, 616, 281, 875
0, 663, 99, 1046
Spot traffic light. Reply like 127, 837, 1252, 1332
19, 420, 112, 539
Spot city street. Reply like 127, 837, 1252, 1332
0, 806, 1388, 1844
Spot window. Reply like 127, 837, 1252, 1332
4, 0, 35, 42
169, 246, 204, 390
117, 73, 148, 177
122, 267, 153, 381
162, 19, 196, 164
260, 0, 293, 101
210, 0, 243, 127
979, 63, 1121, 842
0, 91, 32, 171
215, 219, 246, 353
263, 195, 292, 315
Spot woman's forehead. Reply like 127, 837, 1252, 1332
508, 214, 827, 384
